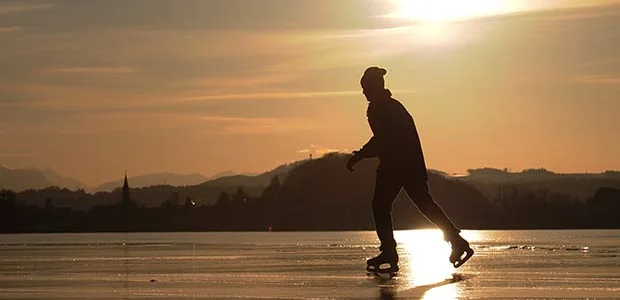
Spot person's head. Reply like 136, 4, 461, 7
360, 66, 388, 102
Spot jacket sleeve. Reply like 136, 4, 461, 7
357, 136, 379, 158
356, 104, 384, 158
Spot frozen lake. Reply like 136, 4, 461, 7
1, 230, 619, 299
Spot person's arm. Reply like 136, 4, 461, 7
348, 132, 381, 172
347, 104, 383, 171
357, 136, 379, 158
347, 136, 378, 171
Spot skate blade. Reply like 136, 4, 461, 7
452, 248, 474, 268
367, 270, 398, 278
366, 264, 399, 276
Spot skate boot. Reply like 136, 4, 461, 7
447, 234, 474, 268
366, 249, 399, 275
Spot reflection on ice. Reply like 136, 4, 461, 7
396, 229, 452, 286
395, 229, 461, 299
422, 283, 458, 300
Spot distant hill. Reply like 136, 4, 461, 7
119, 161, 308, 208
256, 153, 491, 230
199, 160, 307, 189
0, 166, 88, 192
0, 166, 49, 192
93, 167, 281, 193
35, 168, 88, 190
208, 170, 236, 179
462, 167, 620, 182
460, 168, 620, 200
6, 156, 620, 232
15, 161, 307, 210
8, 160, 620, 213
95, 172, 209, 192
208, 170, 260, 179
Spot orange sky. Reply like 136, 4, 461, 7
1, 0, 620, 185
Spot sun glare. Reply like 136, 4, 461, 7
390, 0, 513, 22
395, 230, 454, 286
394, 229, 475, 299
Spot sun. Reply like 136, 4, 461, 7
389, 0, 512, 23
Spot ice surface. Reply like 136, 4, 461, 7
1, 230, 619, 299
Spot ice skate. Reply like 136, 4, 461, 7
448, 235, 474, 268
366, 249, 399, 275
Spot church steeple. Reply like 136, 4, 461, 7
123, 171, 129, 189
121, 171, 131, 205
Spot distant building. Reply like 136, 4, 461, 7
121, 173, 131, 205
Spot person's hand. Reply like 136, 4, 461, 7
346, 151, 362, 172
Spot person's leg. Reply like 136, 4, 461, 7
402, 180, 460, 240
372, 172, 403, 252
403, 180, 474, 267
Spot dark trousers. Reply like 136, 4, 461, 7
372, 171, 460, 251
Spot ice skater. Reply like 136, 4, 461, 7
346, 66, 474, 273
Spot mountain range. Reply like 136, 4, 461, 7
4, 154, 619, 232
462, 168, 620, 200
0, 165, 260, 193
0, 165, 88, 192
11, 160, 307, 210
2, 161, 620, 201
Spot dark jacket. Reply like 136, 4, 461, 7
357, 93, 428, 180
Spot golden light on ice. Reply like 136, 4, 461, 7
421, 284, 458, 300
395, 230, 482, 299
395, 230, 454, 284
389, 0, 513, 22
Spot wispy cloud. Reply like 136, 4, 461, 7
49, 29, 302, 61
40, 67, 139, 75
0, 82, 147, 111
543, 11, 605, 22
0, 152, 34, 158
578, 57, 620, 68
573, 74, 620, 86
0, 26, 23, 33
0, 80, 361, 112
200, 116, 320, 135
297, 144, 343, 156
382, 0, 620, 22
0, 2, 54, 15
180, 90, 360, 102
186, 73, 296, 89
531, 1, 620, 23
1, 110, 322, 136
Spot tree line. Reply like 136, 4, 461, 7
1, 154, 619, 233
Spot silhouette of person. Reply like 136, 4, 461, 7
347, 66, 473, 272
